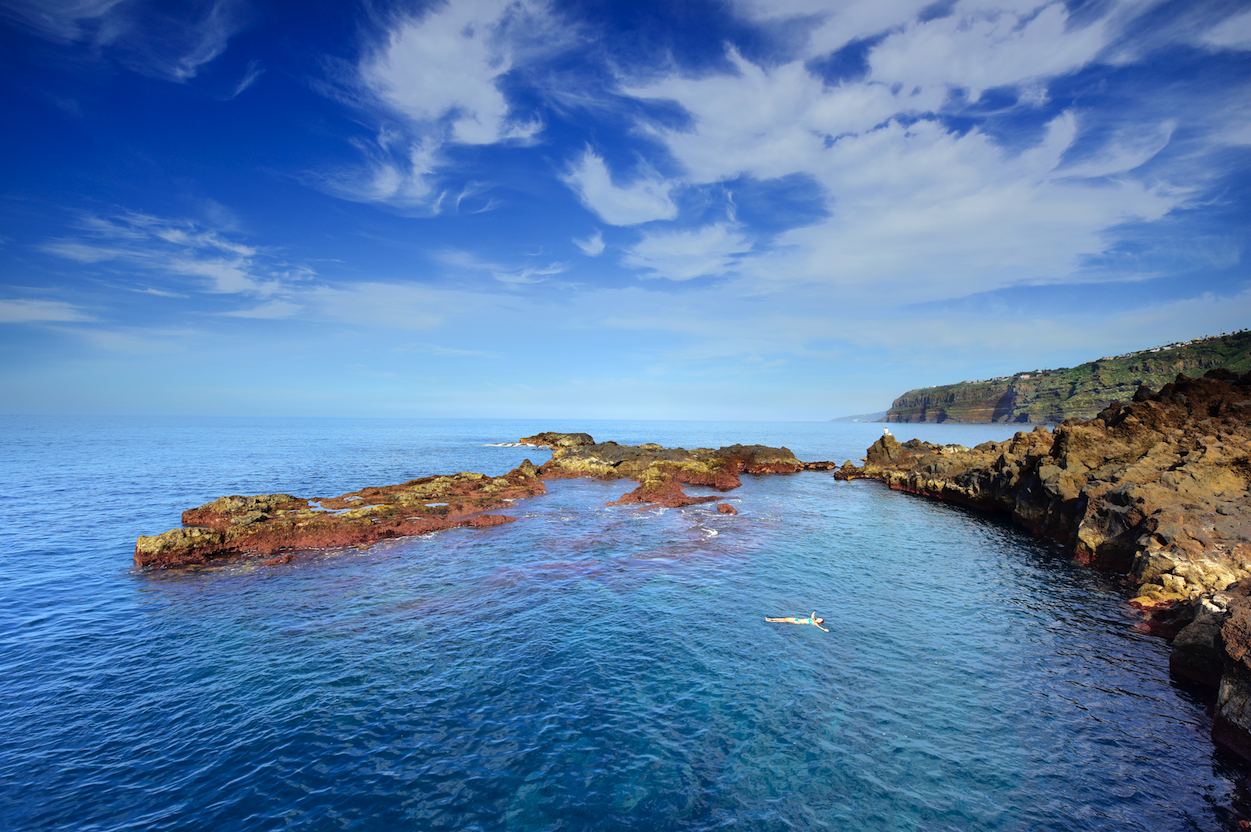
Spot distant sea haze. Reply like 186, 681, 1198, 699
0, 416, 1242, 830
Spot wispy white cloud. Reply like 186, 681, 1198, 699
729, 0, 935, 57
869, 3, 1112, 103
624, 223, 752, 281
134, 286, 187, 298
2, 0, 242, 81
573, 230, 605, 256
1201, 7, 1251, 51
620, 23, 1188, 300
1056, 118, 1178, 179
230, 59, 264, 98
223, 300, 303, 319
40, 212, 285, 297
315, 138, 440, 208
68, 326, 194, 355
492, 263, 566, 284
562, 149, 678, 226
394, 342, 501, 358
0, 298, 94, 323
306, 283, 466, 331
434, 248, 568, 286
333, 0, 565, 208
0, 0, 127, 43
362, 0, 545, 146
627, 48, 943, 184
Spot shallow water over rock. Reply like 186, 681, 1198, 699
1, 416, 1246, 830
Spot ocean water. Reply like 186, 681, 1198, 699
0, 416, 1246, 831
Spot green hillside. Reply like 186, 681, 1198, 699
883, 330, 1251, 424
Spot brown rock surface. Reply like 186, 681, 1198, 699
540, 440, 805, 506
518, 431, 596, 448
134, 462, 546, 569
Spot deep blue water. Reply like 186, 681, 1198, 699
0, 416, 1245, 831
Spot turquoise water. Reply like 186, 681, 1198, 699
0, 416, 1245, 830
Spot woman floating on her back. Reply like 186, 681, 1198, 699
765, 612, 828, 633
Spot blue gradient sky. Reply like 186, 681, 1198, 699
1, 0, 1248, 419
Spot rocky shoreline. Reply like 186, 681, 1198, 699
134, 433, 833, 569
836, 369, 1251, 761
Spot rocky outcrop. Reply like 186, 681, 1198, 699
540, 440, 807, 505
606, 468, 721, 509
136, 439, 832, 569
135, 462, 546, 569
840, 369, 1251, 760
519, 432, 596, 448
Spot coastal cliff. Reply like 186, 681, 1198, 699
839, 369, 1251, 759
883, 330, 1251, 424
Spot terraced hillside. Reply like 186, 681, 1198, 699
882, 330, 1251, 424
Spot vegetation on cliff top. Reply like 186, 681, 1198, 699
882, 330, 1251, 424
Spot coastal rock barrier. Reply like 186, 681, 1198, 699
836, 369, 1251, 760
135, 433, 837, 569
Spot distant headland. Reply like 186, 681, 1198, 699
879, 330, 1251, 424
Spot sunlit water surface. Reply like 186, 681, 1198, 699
1, 416, 1245, 830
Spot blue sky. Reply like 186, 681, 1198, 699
1, 0, 1248, 420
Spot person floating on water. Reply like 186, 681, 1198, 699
765, 612, 829, 632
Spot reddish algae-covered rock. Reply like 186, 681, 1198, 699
135, 461, 546, 569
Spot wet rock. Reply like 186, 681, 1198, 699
1171, 611, 1226, 689
135, 463, 545, 570
717, 503, 738, 515
604, 466, 719, 509
540, 439, 804, 501
518, 432, 595, 448
134, 526, 226, 568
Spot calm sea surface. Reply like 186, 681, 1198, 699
1, 416, 1246, 830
